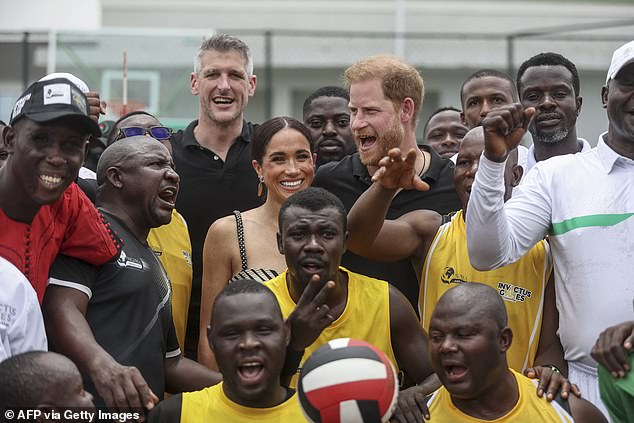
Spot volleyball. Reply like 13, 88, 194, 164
297, 338, 398, 423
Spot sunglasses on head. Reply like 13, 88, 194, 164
117, 126, 172, 141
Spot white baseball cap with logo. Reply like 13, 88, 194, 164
606, 40, 634, 83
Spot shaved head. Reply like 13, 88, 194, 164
96, 136, 167, 186
460, 126, 485, 150
434, 283, 508, 330
429, 283, 514, 404
0, 351, 93, 408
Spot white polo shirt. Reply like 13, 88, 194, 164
466, 134, 634, 369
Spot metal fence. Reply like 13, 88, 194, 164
0, 23, 631, 141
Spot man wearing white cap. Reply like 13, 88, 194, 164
465, 39, 634, 417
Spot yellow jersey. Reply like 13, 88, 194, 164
427, 369, 573, 422
149, 382, 307, 422
420, 210, 551, 371
148, 209, 193, 351
265, 267, 397, 387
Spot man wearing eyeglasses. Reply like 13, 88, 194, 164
107, 110, 193, 354
170, 33, 263, 361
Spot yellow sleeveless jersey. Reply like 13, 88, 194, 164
264, 267, 397, 387
147, 209, 193, 351
420, 211, 551, 371
427, 369, 573, 422
180, 383, 307, 422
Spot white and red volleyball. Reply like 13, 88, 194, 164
297, 338, 398, 423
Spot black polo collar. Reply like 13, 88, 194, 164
181, 119, 253, 149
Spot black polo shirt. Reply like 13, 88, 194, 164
171, 120, 263, 357
312, 146, 460, 310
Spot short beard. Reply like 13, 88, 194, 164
359, 117, 404, 167
530, 126, 569, 144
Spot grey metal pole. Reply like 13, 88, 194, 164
264, 30, 273, 120
22, 31, 29, 90
506, 35, 515, 79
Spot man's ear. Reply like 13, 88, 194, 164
4, 126, 16, 153
277, 232, 284, 255
511, 164, 523, 187
82, 138, 90, 165
499, 326, 513, 353
106, 166, 123, 189
342, 229, 349, 254
400, 97, 415, 125
248, 75, 257, 97
190, 72, 199, 96
575, 95, 583, 116
460, 111, 467, 126
0, 124, 9, 147
601, 85, 609, 109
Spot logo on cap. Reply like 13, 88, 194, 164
71, 88, 87, 113
43, 83, 71, 106
11, 93, 31, 120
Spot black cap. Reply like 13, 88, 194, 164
9, 77, 101, 137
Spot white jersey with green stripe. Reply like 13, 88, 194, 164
466, 133, 634, 372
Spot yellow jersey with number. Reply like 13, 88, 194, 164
264, 267, 397, 387
420, 210, 551, 371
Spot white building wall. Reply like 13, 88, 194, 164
0, 0, 631, 143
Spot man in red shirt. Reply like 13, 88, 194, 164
0, 76, 119, 301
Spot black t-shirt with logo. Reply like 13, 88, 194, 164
49, 211, 180, 405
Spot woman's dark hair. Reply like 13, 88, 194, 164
252, 116, 314, 164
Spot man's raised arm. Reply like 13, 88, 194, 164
466, 104, 550, 270
347, 148, 438, 263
